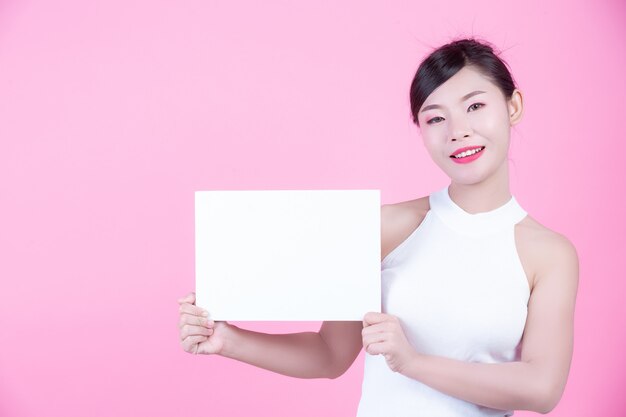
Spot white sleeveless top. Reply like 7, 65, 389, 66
356, 184, 530, 417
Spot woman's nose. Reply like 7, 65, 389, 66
449, 117, 473, 141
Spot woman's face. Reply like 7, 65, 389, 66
416, 65, 523, 185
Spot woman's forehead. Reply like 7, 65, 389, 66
422, 71, 499, 110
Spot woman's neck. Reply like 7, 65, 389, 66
447, 163, 511, 214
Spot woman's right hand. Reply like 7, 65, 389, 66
178, 292, 230, 355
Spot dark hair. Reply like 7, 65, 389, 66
409, 37, 518, 127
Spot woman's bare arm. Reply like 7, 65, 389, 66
179, 293, 336, 379
219, 324, 336, 379
397, 232, 579, 413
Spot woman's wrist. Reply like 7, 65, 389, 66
217, 322, 240, 358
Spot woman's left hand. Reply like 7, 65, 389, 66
362, 312, 417, 374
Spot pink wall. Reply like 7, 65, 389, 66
1, 0, 624, 416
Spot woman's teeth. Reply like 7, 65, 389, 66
452, 147, 484, 158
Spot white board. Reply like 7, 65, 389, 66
194, 189, 381, 321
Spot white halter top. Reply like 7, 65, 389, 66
356, 184, 530, 417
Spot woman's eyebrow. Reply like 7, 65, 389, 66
420, 90, 486, 113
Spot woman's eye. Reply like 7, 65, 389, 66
426, 117, 443, 125
426, 103, 484, 125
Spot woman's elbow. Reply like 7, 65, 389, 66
535, 382, 564, 414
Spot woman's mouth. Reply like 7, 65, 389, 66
450, 146, 485, 164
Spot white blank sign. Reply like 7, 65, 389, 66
195, 189, 381, 321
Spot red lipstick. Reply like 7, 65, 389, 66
450, 146, 485, 164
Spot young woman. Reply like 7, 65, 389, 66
177, 37, 579, 416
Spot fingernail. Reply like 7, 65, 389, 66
202, 310, 209, 317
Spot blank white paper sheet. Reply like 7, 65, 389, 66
194, 189, 381, 321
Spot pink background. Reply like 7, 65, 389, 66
1, 0, 625, 416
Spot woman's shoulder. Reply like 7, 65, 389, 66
517, 215, 576, 251
380, 195, 430, 261
382, 195, 430, 219
382, 195, 430, 231
516, 215, 579, 288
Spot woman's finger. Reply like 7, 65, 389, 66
179, 303, 208, 317
180, 324, 214, 340
179, 314, 214, 328
177, 292, 196, 304
181, 335, 208, 353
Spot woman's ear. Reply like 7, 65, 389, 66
508, 89, 524, 126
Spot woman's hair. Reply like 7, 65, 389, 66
409, 37, 518, 127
